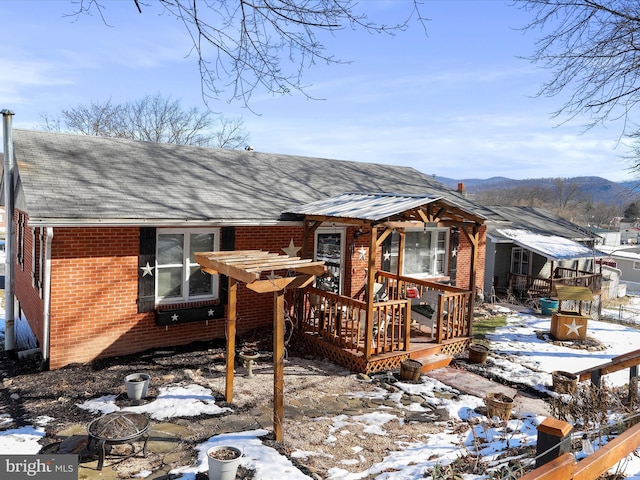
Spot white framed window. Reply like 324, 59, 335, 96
633, 261, 640, 271
156, 228, 219, 303
389, 228, 449, 278
511, 247, 531, 275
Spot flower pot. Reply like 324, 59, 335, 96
399, 359, 422, 381
552, 370, 578, 394
540, 298, 559, 316
124, 373, 150, 400
468, 344, 489, 364
207, 445, 243, 480
484, 392, 514, 421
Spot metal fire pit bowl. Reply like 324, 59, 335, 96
86, 412, 150, 470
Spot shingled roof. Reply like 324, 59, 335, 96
7, 129, 489, 227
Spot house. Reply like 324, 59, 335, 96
594, 245, 640, 295
482, 206, 603, 301
619, 220, 640, 245
1, 125, 489, 372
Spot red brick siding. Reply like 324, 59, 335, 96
454, 225, 486, 290
43, 225, 309, 369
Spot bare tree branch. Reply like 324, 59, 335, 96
517, 0, 640, 137
70, 0, 428, 108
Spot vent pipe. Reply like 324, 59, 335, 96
1, 110, 15, 353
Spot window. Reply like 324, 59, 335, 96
314, 228, 345, 294
156, 228, 219, 303
388, 229, 449, 278
511, 247, 531, 275
634, 261, 640, 271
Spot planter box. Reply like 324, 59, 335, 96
551, 311, 589, 340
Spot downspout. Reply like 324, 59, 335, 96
2, 110, 15, 353
41, 227, 53, 370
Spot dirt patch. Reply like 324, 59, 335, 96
0, 337, 448, 479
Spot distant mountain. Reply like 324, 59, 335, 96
434, 176, 640, 207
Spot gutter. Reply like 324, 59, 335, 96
41, 227, 53, 370
2, 110, 15, 353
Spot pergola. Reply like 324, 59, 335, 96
291, 193, 485, 338
194, 250, 326, 441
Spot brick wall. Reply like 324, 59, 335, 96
454, 225, 487, 291
17, 223, 308, 369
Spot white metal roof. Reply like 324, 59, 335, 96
496, 229, 605, 261
284, 192, 443, 222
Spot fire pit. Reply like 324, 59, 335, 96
86, 412, 150, 470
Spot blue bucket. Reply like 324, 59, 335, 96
540, 298, 559, 315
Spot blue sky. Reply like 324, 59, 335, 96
0, 0, 636, 182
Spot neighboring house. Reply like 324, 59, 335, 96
587, 226, 621, 247
482, 206, 603, 300
596, 245, 640, 295
619, 220, 640, 245
2, 128, 489, 371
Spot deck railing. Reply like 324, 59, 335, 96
302, 272, 473, 357
303, 288, 409, 356
376, 271, 473, 343
509, 270, 602, 298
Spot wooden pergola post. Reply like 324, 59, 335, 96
273, 289, 285, 442
195, 250, 325, 443
225, 277, 237, 403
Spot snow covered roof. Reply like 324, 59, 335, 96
495, 229, 604, 261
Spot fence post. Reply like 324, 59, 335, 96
536, 417, 573, 468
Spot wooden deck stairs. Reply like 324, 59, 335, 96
409, 341, 455, 373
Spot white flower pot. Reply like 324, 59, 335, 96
207, 445, 243, 480
124, 373, 150, 400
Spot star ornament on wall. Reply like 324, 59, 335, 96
140, 262, 154, 277
358, 247, 367, 260
564, 319, 584, 336
282, 239, 301, 257
383, 251, 391, 262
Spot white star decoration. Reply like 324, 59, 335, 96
282, 239, 301, 257
451, 248, 457, 257
564, 319, 584, 336
171, 313, 179, 322
208, 309, 215, 317
140, 262, 154, 277
358, 247, 367, 260
383, 251, 391, 261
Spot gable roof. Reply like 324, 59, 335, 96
6, 129, 489, 227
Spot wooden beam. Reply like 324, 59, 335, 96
225, 278, 237, 403
376, 227, 393, 248
364, 225, 377, 360
574, 421, 640, 480
246, 274, 316, 293
518, 453, 575, 480
273, 290, 285, 442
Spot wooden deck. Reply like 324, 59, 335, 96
298, 273, 473, 374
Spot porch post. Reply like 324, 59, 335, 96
364, 225, 378, 359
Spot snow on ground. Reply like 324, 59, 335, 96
2, 299, 640, 478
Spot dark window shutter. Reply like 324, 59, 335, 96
219, 227, 235, 304
138, 227, 156, 313
449, 227, 459, 284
